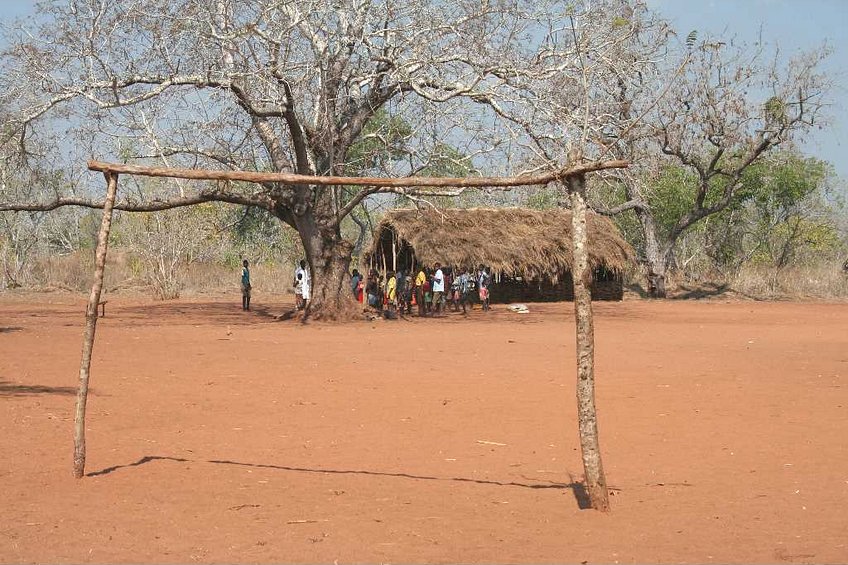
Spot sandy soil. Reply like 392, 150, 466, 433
1, 293, 846, 563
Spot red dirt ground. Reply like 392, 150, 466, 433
1, 293, 846, 563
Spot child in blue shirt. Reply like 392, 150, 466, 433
241, 259, 252, 311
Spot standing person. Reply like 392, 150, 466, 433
423, 268, 433, 314
350, 269, 362, 299
450, 267, 461, 312
404, 271, 414, 315
301, 261, 311, 309
294, 260, 307, 310
478, 264, 491, 311
240, 259, 252, 311
366, 269, 381, 309
395, 270, 407, 315
458, 267, 475, 314
415, 265, 427, 317
385, 270, 397, 318
432, 262, 445, 315
443, 267, 454, 311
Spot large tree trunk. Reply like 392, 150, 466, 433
635, 207, 669, 298
567, 173, 610, 512
294, 209, 357, 320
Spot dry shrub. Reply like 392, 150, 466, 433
179, 262, 295, 296
731, 264, 848, 300
29, 250, 136, 293
622, 261, 847, 301
21, 251, 300, 300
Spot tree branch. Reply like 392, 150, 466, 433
591, 199, 646, 216
0, 189, 274, 213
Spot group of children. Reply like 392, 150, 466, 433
240, 259, 492, 316
351, 263, 492, 317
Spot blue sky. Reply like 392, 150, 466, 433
646, 0, 847, 179
1, 0, 846, 178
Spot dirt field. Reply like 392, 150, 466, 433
1, 293, 846, 563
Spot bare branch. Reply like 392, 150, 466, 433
591, 199, 646, 216
0, 185, 274, 213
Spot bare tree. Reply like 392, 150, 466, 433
593, 35, 831, 296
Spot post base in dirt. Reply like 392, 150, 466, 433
585, 482, 610, 512
73, 172, 119, 479
73, 446, 86, 479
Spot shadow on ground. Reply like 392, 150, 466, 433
0, 378, 77, 397
111, 302, 284, 327
88, 454, 596, 510
672, 282, 764, 301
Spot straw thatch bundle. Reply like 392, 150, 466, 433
368, 208, 634, 281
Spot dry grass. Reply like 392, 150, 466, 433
22, 250, 297, 299
12, 248, 846, 303
180, 262, 296, 296
622, 262, 848, 301
29, 251, 135, 293
730, 264, 848, 300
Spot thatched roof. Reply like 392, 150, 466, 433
368, 208, 634, 280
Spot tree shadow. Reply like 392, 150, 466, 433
0, 326, 24, 333
625, 283, 649, 299
87, 455, 189, 477
672, 282, 766, 301
249, 304, 285, 321
114, 302, 288, 327
273, 307, 303, 321
87, 454, 595, 508
0, 378, 77, 397
672, 282, 732, 300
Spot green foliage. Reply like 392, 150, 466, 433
221, 250, 244, 270
764, 96, 788, 127
652, 151, 844, 272
345, 109, 413, 176
599, 150, 845, 283
417, 143, 472, 178
525, 186, 560, 210
343, 108, 477, 211
745, 153, 829, 216
646, 165, 700, 239
741, 153, 839, 267
611, 16, 630, 29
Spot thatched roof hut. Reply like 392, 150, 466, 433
368, 208, 633, 278
366, 208, 635, 301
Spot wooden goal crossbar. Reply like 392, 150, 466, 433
87, 159, 628, 188
74, 157, 629, 505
